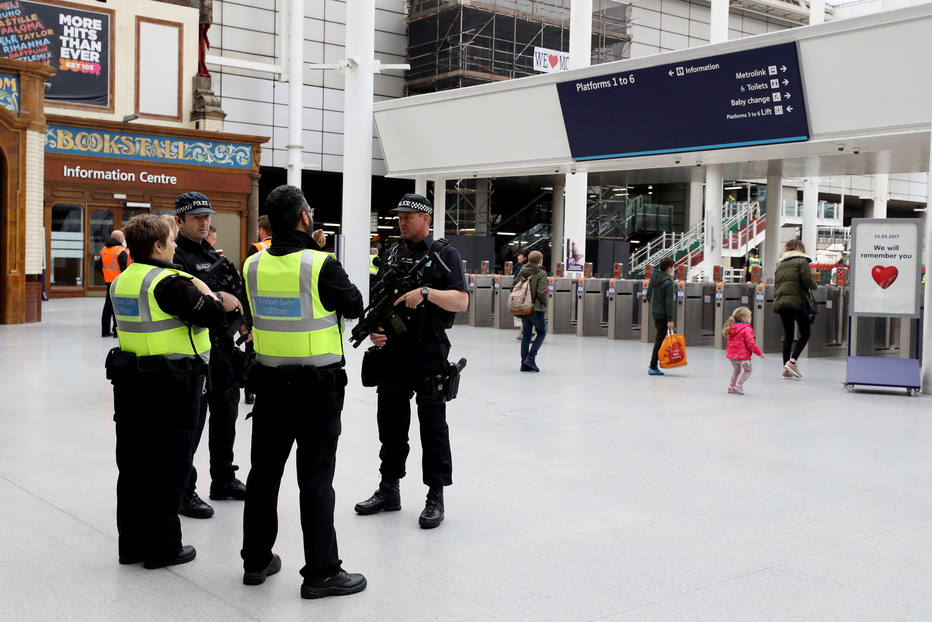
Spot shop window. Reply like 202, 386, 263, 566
51, 204, 83, 287
88, 209, 114, 288
121, 208, 150, 228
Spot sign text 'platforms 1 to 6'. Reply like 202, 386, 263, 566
555, 42, 809, 161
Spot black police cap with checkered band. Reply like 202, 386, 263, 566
391, 193, 432, 217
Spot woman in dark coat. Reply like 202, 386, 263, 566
773, 239, 818, 378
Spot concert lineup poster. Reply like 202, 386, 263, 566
0, 0, 110, 107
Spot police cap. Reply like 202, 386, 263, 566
391, 193, 432, 217
175, 191, 216, 216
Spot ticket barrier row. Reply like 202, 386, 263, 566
751, 284, 849, 357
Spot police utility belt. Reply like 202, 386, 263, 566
105, 347, 207, 384
361, 346, 467, 404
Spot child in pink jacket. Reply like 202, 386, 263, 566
722, 306, 764, 395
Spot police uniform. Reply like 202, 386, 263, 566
96, 239, 129, 336
355, 195, 466, 527
746, 254, 762, 281
172, 193, 250, 512
106, 258, 225, 567
240, 226, 365, 594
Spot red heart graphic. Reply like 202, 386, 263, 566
548, 54, 558, 68
871, 265, 898, 289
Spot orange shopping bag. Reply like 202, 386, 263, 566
658, 330, 687, 369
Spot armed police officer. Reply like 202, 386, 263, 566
106, 214, 241, 569
354, 193, 468, 529
173, 192, 250, 518
240, 185, 367, 599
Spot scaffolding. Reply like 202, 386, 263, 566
406, 0, 631, 94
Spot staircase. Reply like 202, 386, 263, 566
629, 201, 764, 279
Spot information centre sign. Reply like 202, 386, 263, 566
555, 42, 809, 160
849, 218, 922, 318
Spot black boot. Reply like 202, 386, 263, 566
354, 479, 401, 515
418, 486, 444, 529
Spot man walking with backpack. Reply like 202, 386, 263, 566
515, 250, 548, 372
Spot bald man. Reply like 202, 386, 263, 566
97, 229, 130, 337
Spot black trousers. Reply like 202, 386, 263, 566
113, 364, 203, 562
187, 342, 239, 495
650, 316, 669, 368
101, 282, 116, 336
376, 339, 453, 487
241, 366, 346, 580
778, 308, 811, 364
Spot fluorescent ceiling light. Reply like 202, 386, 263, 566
495, 231, 516, 235
377, 225, 393, 230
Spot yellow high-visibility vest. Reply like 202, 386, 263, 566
110, 263, 211, 361
243, 249, 343, 367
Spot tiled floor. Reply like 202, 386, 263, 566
1, 298, 930, 621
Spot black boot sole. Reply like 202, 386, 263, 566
301, 577, 368, 599
354, 502, 401, 515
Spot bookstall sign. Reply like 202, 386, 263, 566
0, 0, 111, 107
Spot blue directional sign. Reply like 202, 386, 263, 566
556, 42, 809, 161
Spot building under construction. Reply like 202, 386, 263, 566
405, 0, 631, 95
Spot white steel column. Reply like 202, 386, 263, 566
286, 0, 303, 187
433, 178, 446, 238
802, 179, 818, 258
921, 127, 932, 392
763, 173, 783, 280
415, 176, 427, 197
873, 174, 889, 218
342, 0, 375, 306
809, 0, 825, 25
688, 181, 703, 229
564, 0, 592, 275
703, 164, 723, 279
710, 0, 729, 43
551, 178, 565, 275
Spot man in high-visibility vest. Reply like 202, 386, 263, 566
106, 214, 241, 569
245, 214, 273, 259
96, 230, 129, 337
745, 248, 762, 282
240, 185, 367, 599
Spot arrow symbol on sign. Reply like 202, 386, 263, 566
784, 92, 791, 99
786, 105, 794, 112
782, 78, 789, 86
780, 65, 787, 72
668, 69, 674, 76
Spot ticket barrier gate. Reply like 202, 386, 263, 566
675, 282, 716, 346
713, 283, 754, 350
806, 287, 847, 357
853, 316, 904, 357
608, 279, 642, 340
468, 274, 495, 327
752, 284, 783, 354
640, 279, 654, 343
547, 277, 576, 334
577, 278, 609, 337
494, 274, 515, 329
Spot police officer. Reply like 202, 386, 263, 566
96, 229, 129, 337
173, 191, 250, 518
354, 193, 468, 529
106, 214, 241, 568
240, 185, 367, 599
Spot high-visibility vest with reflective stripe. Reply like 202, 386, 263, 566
244, 249, 343, 368
100, 245, 129, 283
251, 238, 272, 254
747, 257, 762, 275
369, 254, 379, 275
110, 263, 211, 361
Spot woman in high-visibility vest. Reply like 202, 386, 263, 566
106, 214, 241, 570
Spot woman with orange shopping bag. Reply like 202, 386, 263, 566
646, 257, 676, 375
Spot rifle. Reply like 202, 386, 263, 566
199, 256, 249, 340
349, 244, 450, 348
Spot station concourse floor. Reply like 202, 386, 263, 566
1, 298, 931, 621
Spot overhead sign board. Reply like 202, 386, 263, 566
849, 218, 922, 318
0, 0, 113, 108
555, 42, 809, 161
